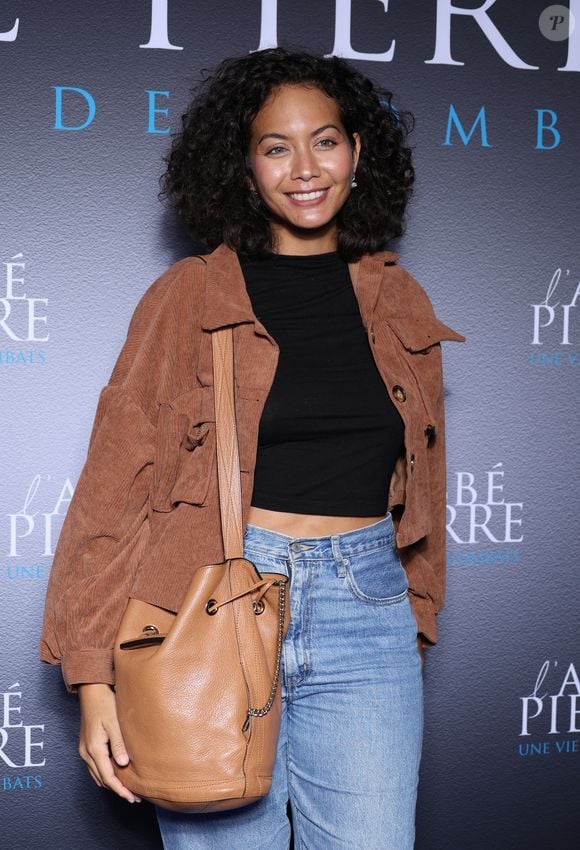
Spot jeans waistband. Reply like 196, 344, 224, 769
243, 512, 395, 562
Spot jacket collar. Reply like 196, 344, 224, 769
200, 242, 400, 332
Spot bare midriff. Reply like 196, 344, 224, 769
247, 506, 386, 538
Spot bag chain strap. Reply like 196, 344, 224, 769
243, 579, 287, 728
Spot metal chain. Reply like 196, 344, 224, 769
247, 579, 287, 718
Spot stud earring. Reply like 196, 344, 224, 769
351, 173, 358, 188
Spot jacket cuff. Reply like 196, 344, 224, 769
61, 649, 115, 695
408, 590, 437, 647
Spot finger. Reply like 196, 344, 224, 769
92, 748, 139, 803
107, 722, 130, 768
79, 744, 104, 788
87, 730, 138, 803
105, 720, 141, 801
94, 753, 141, 802
86, 760, 105, 789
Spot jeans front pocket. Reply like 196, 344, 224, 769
344, 544, 409, 605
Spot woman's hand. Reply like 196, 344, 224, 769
78, 683, 142, 804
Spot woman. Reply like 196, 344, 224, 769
40, 47, 465, 849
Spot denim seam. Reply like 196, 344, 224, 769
344, 570, 409, 606
286, 732, 304, 850
302, 559, 314, 678
337, 540, 395, 557
245, 542, 395, 559
283, 552, 310, 686
244, 552, 289, 565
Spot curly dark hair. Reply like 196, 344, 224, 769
160, 47, 415, 261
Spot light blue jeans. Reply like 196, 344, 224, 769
155, 513, 423, 849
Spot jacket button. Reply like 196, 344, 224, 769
392, 385, 406, 402
370, 331, 376, 344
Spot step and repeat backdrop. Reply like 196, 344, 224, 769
2, 2, 578, 848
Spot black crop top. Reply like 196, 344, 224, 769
238, 251, 405, 516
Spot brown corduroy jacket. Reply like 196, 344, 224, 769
39, 243, 466, 693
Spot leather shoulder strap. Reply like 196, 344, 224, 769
211, 327, 243, 560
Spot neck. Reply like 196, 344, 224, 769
270, 222, 338, 256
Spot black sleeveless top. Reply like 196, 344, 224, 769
238, 251, 405, 516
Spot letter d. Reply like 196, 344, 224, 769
53, 86, 96, 131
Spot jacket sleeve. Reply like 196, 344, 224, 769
39, 261, 193, 694
39, 385, 155, 693
401, 339, 450, 649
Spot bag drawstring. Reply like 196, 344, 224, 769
209, 578, 279, 612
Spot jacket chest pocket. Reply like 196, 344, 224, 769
383, 315, 465, 426
151, 389, 216, 512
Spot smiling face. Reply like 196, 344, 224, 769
247, 84, 361, 255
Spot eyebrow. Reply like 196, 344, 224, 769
256, 124, 342, 146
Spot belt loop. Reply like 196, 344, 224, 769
331, 536, 347, 577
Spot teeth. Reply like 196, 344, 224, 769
289, 190, 326, 200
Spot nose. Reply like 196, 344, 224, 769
290, 145, 320, 183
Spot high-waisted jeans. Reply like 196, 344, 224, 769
155, 513, 424, 850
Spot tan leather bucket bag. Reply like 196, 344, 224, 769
112, 327, 291, 812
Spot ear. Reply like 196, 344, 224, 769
351, 132, 361, 172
